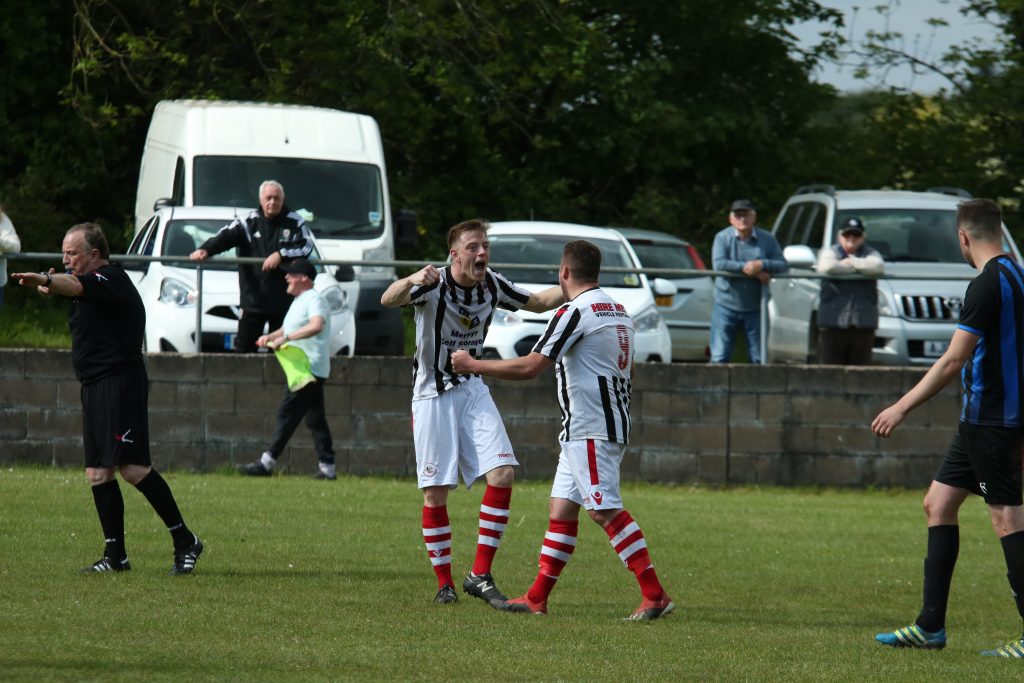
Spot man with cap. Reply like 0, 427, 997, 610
710, 199, 788, 363
816, 217, 885, 365
238, 257, 337, 479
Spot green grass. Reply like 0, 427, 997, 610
1, 469, 1022, 682
0, 280, 71, 348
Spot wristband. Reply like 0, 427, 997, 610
283, 333, 290, 343
41, 272, 52, 287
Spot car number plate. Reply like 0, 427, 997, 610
223, 333, 236, 351
924, 341, 949, 357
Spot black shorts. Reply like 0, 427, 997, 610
935, 423, 1022, 506
81, 366, 152, 469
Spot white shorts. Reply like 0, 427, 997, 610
412, 379, 518, 490
550, 439, 624, 510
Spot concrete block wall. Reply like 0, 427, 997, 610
0, 349, 958, 487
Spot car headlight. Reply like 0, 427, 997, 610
633, 306, 663, 332
491, 308, 523, 326
322, 285, 349, 314
878, 290, 896, 317
362, 243, 395, 278
158, 277, 196, 307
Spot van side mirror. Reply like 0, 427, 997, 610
395, 209, 418, 250
334, 264, 356, 282
153, 197, 174, 211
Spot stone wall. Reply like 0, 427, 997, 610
0, 349, 956, 487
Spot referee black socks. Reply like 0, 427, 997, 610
91, 480, 127, 561
134, 469, 193, 550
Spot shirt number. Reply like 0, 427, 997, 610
616, 324, 630, 370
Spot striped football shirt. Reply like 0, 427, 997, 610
408, 266, 530, 400
532, 287, 634, 443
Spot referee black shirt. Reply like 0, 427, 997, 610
69, 263, 146, 383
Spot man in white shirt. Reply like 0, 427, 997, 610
238, 258, 336, 480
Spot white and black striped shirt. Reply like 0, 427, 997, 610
533, 287, 633, 443
408, 266, 530, 400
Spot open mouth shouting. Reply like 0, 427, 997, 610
472, 258, 488, 279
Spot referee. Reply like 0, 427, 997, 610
13, 223, 203, 575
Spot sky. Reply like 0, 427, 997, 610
790, 0, 1003, 93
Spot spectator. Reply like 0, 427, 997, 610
189, 180, 313, 352
710, 199, 788, 363
0, 205, 21, 310
816, 217, 885, 365
238, 258, 337, 480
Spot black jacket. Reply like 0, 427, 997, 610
199, 205, 314, 315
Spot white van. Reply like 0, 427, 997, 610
133, 99, 415, 356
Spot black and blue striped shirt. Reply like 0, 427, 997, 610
958, 255, 1024, 427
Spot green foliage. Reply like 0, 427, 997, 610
3, 468, 1024, 681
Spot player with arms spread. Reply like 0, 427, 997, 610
872, 199, 1024, 658
381, 218, 564, 606
451, 239, 674, 620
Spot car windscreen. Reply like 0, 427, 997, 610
833, 209, 963, 263
193, 156, 385, 240
489, 235, 641, 288
162, 218, 322, 271
628, 240, 697, 277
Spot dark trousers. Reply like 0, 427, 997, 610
268, 377, 335, 464
236, 311, 285, 353
818, 327, 875, 365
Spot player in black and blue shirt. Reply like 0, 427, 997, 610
871, 199, 1024, 658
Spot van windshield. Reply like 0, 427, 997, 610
489, 235, 641, 288
193, 156, 385, 239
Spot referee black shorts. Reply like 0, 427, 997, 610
81, 365, 152, 469
935, 422, 1023, 506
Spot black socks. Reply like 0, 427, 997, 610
91, 480, 126, 561
916, 524, 959, 633
1000, 530, 1024, 632
134, 470, 193, 550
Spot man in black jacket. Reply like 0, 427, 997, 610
189, 180, 314, 352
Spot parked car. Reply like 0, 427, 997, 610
481, 221, 674, 363
125, 205, 357, 355
614, 228, 711, 361
767, 185, 1023, 365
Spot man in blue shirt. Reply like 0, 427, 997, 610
238, 258, 337, 480
709, 199, 788, 363
872, 198, 1024, 658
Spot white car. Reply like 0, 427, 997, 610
481, 221, 674, 363
125, 206, 357, 355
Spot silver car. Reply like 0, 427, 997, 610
614, 228, 712, 361
768, 186, 1022, 365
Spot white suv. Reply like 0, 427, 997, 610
481, 221, 674, 363
768, 186, 1022, 365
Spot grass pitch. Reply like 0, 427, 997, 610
1, 468, 1022, 682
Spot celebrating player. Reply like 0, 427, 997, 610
871, 199, 1024, 657
380, 219, 564, 606
451, 239, 674, 620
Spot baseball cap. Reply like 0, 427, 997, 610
839, 217, 865, 235
281, 258, 317, 279
730, 199, 756, 212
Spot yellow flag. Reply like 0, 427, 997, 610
273, 343, 316, 392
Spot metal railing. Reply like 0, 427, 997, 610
8, 252, 976, 358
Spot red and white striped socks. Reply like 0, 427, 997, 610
471, 485, 512, 575
422, 505, 453, 589
526, 518, 579, 604
605, 510, 665, 601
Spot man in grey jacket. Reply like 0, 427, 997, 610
816, 217, 885, 365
